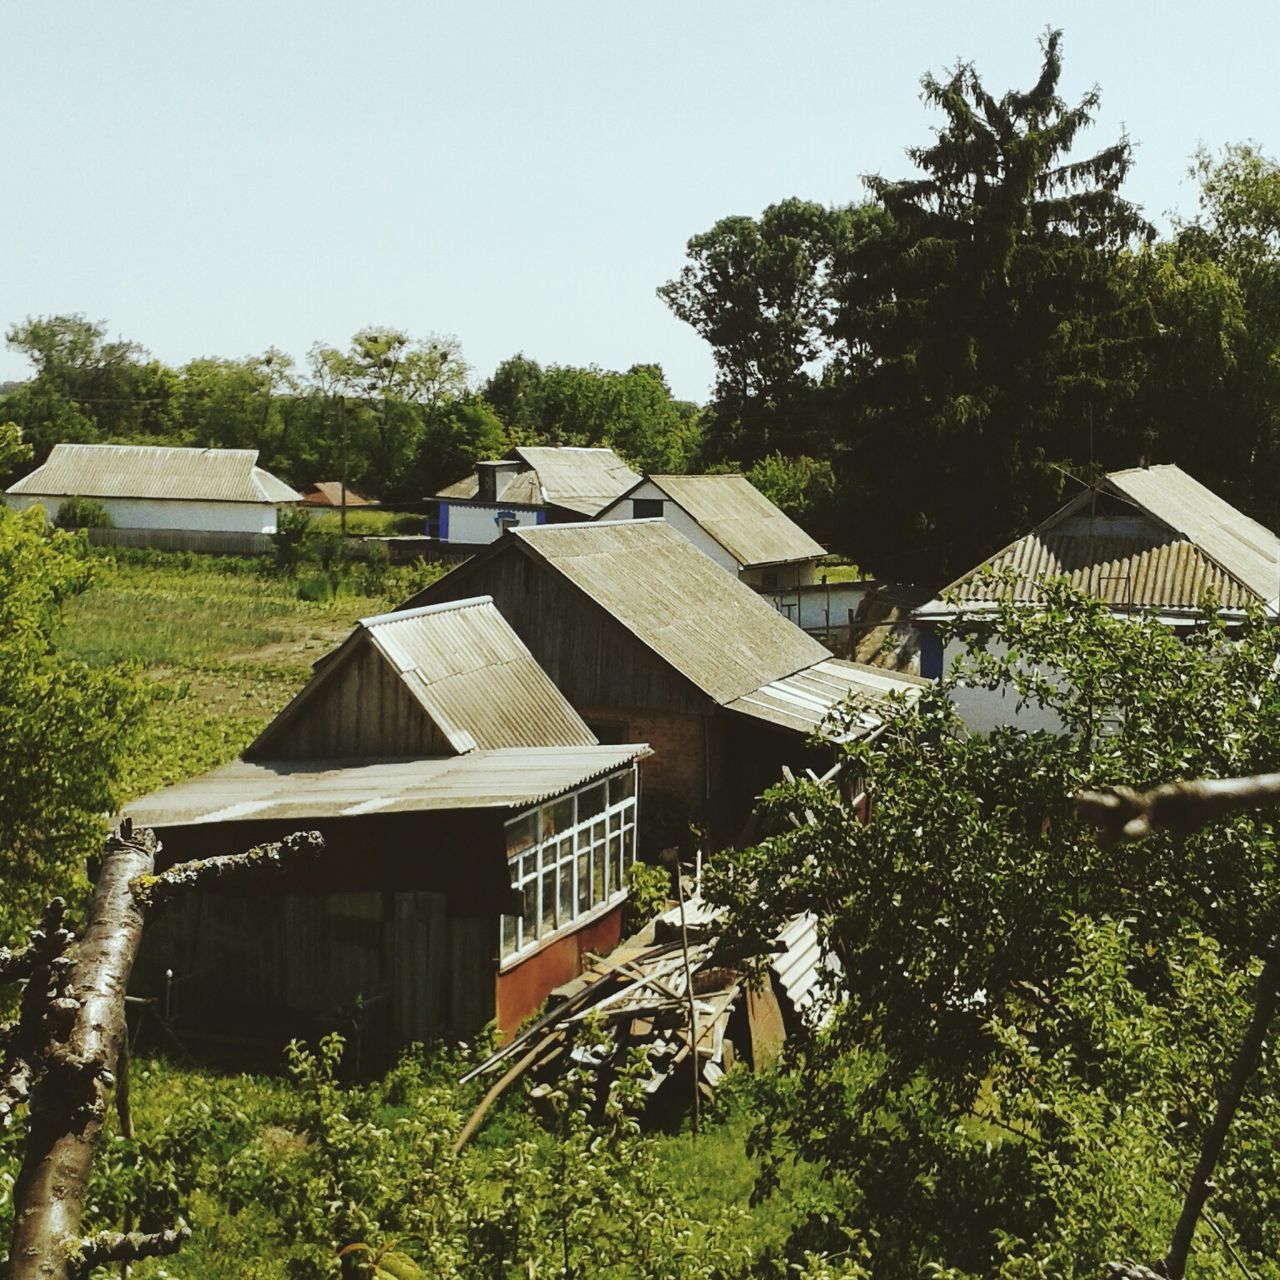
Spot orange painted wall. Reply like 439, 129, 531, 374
494, 905, 623, 1038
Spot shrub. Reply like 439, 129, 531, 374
52, 495, 113, 529
623, 860, 672, 934
271, 506, 314, 573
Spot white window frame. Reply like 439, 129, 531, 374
499, 765, 639, 968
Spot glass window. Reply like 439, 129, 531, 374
558, 838, 575, 922
623, 826, 636, 870
610, 769, 636, 805
577, 849, 592, 913
500, 912, 518, 958
544, 796, 575, 838
505, 811, 537, 857
592, 845, 607, 903
578, 782, 607, 821
541, 863, 557, 934
521, 871, 539, 944
633, 498, 664, 519
610, 834, 623, 895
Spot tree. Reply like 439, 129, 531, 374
0, 507, 144, 945
707, 586, 1280, 1276
659, 197, 868, 462
828, 29, 1153, 581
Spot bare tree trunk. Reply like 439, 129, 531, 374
8, 826, 156, 1280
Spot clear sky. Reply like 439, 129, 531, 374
5, 1, 1279, 402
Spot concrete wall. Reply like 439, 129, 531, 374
441, 500, 545, 545
9, 493, 285, 533
939, 635, 1068, 736
762, 581, 867, 632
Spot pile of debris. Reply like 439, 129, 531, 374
455, 896, 833, 1146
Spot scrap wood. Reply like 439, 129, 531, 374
453, 1030, 566, 1153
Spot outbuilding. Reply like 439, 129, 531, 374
5, 443, 300, 533
127, 597, 649, 1050
401, 520, 929, 849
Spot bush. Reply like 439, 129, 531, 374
270, 506, 314, 573
623, 860, 672, 934
52, 495, 113, 529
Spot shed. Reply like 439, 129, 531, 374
126, 596, 649, 1050
5, 443, 300, 533
401, 521, 929, 848
595, 473, 826, 589
431, 445, 640, 545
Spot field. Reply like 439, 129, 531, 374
51, 549, 818, 1277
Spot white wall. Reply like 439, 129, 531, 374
762, 581, 867, 631
8, 494, 286, 533
597, 482, 740, 574
941, 636, 1068, 736
444, 502, 544, 545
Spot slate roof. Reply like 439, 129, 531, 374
918, 464, 1280, 619
435, 447, 640, 517
7, 443, 300, 504
604, 474, 826, 568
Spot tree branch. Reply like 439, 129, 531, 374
129, 829, 325, 908
1074, 772, 1280, 843
72, 1222, 190, 1274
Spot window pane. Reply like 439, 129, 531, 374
559, 841, 575, 922
610, 768, 636, 804
521, 876, 538, 944
623, 826, 636, 869
577, 850, 591, 913
505, 811, 537, 857
541, 866, 557, 934
500, 912, 518, 958
577, 782, 607, 821
544, 797, 575, 838
592, 846, 606, 904
610, 834, 623, 895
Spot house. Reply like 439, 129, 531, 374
126, 596, 649, 1048
300, 480, 375, 509
595, 473, 826, 589
431, 445, 640, 545
5, 443, 300, 533
401, 520, 929, 849
914, 463, 1280, 732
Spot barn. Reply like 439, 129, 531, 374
5, 443, 300, 533
401, 520, 929, 850
126, 597, 649, 1050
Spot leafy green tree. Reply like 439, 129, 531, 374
660, 198, 868, 462
708, 585, 1280, 1276
828, 29, 1153, 581
744, 452, 837, 543
0, 507, 143, 943
0, 420, 33, 483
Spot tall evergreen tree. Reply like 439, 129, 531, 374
832, 29, 1153, 582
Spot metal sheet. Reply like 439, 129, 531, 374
125, 745, 648, 828
434, 447, 639, 517
724, 658, 928, 740
6, 443, 301, 504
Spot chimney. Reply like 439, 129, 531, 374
476, 459, 523, 503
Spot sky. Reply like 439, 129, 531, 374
5, 1, 1280, 403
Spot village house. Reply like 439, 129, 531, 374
430, 445, 640, 545
401, 519, 929, 849
595, 473, 826, 588
126, 597, 649, 1049
914, 462, 1280, 732
5, 442, 300, 533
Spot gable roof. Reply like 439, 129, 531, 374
918, 464, 1280, 619
252, 596, 597, 757
434, 447, 641, 516
6, 443, 301, 504
607, 474, 826, 568
505, 520, 830, 703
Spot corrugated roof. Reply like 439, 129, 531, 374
125, 746, 647, 829
642, 474, 826, 568
435, 448, 640, 516
363, 599, 597, 751
510, 520, 832, 703
1106, 465, 1280, 606
724, 658, 928, 740
256, 597, 597, 756
920, 464, 1280, 618
6, 443, 301, 504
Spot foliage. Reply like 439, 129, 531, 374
744, 452, 837, 543
51, 493, 113, 529
706, 586, 1280, 1276
272, 506, 316, 573
622, 860, 671, 934
0, 506, 144, 941
0, 419, 33, 481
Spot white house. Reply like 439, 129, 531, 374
5, 443, 301, 533
431, 446, 640, 546
913, 463, 1280, 733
